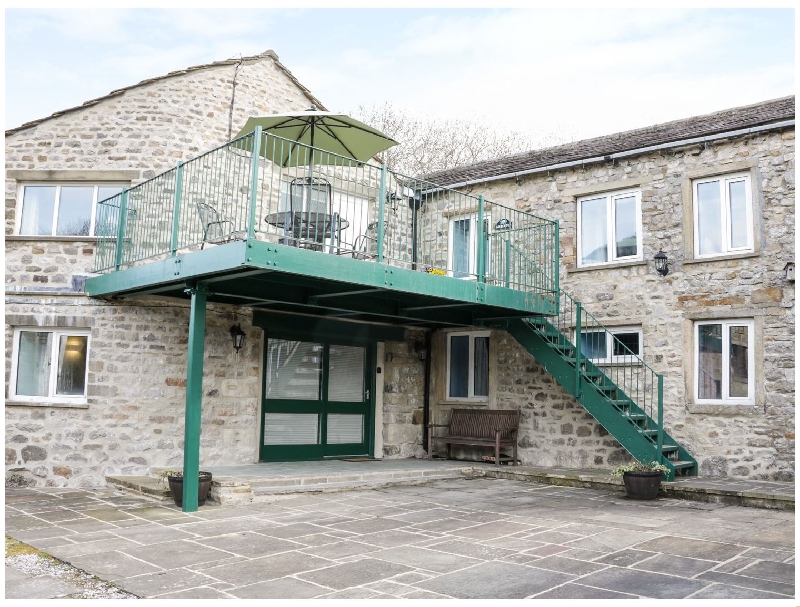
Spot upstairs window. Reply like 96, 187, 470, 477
448, 214, 490, 279
447, 331, 490, 401
18, 184, 124, 237
577, 190, 642, 267
10, 328, 90, 403
693, 173, 753, 257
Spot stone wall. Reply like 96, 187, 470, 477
5, 297, 261, 488
4, 52, 318, 487
382, 330, 427, 459
430, 128, 794, 480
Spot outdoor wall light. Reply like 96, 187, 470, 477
784, 262, 795, 281
413, 340, 427, 362
229, 324, 246, 354
654, 250, 670, 276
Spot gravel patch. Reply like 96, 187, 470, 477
6, 539, 139, 599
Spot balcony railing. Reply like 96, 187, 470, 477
94, 128, 559, 299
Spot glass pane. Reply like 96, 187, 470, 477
55, 335, 88, 396
16, 331, 52, 396
729, 325, 749, 398
97, 186, 123, 203
328, 345, 365, 402
19, 186, 57, 235
580, 197, 608, 264
56, 186, 94, 236
698, 324, 723, 399
449, 335, 469, 398
474, 336, 489, 397
264, 413, 319, 445
697, 181, 722, 255
266, 339, 322, 400
580, 331, 607, 360
326, 414, 364, 444
453, 219, 471, 278
728, 180, 748, 249
614, 196, 638, 258
613, 332, 640, 357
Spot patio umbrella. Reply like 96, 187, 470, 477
233, 106, 398, 166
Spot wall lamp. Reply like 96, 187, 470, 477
229, 324, 246, 354
654, 250, 670, 276
413, 340, 427, 361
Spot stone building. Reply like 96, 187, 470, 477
4, 48, 794, 490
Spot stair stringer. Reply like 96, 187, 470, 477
503, 317, 697, 480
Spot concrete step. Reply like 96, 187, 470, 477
105, 475, 171, 501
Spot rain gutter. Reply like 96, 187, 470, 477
436, 120, 795, 191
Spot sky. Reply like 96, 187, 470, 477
4, 7, 795, 147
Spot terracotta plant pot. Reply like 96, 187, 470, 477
622, 471, 662, 500
167, 472, 213, 507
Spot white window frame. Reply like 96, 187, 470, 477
694, 319, 755, 405
447, 213, 490, 279
446, 330, 490, 402
9, 328, 91, 404
16, 182, 125, 237
576, 189, 643, 267
577, 326, 643, 364
692, 172, 754, 258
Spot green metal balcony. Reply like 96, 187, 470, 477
86, 128, 559, 326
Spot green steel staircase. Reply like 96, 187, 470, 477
497, 291, 697, 481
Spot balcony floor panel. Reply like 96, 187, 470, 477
85, 240, 555, 327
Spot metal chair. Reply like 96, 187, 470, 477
287, 177, 334, 249
197, 202, 235, 250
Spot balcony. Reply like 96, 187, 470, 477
86, 130, 559, 327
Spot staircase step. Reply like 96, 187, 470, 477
669, 460, 696, 470
661, 444, 679, 452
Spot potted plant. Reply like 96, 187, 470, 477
611, 460, 669, 500
160, 469, 213, 507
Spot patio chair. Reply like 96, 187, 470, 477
197, 202, 235, 250
287, 177, 334, 250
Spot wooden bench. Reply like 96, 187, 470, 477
428, 409, 520, 466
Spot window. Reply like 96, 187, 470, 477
447, 331, 490, 401
577, 189, 642, 266
694, 320, 754, 404
448, 214, 489, 279
693, 173, 753, 257
578, 327, 642, 364
10, 329, 90, 403
18, 184, 124, 236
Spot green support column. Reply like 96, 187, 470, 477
574, 301, 582, 398
477, 195, 486, 283
114, 190, 129, 271
183, 283, 208, 513
247, 126, 262, 244
170, 163, 183, 257
376, 163, 387, 263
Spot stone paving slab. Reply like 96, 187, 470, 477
5, 476, 796, 599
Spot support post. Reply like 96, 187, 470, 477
657, 373, 664, 466
504, 239, 511, 288
114, 190, 128, 271
477, 195, 486, 283
170, 163, 183, 256
376, 163, 387, 263
247, 126, 262, 243
574, 301, 582, 398
182, 283, 208, 513
554, 219, 560, 314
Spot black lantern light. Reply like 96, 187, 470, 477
654, 250, 669, 276
229, 324, 246, 354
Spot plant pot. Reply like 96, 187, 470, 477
622, 471, 662, 500
167, 472, 213, 507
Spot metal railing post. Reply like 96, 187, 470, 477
170, 163, 183, 257
247, 127, 262, 243
504, 239, 511, 288
477, 195, 486, 283
377, 163, 387, 263
114, 190, 128, 271
574, 300, 582, 398
554, 219, 560, 314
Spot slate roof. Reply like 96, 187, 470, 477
5, 50, 326, 137
426, 96, 795, 186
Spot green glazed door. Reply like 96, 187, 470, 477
260, 339, 373, 461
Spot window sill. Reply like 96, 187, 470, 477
6, 235, 98, 243
439, 401, 489, 407
686, 403, 759, 415
568, 260, 647, 274
683, 252, 760, 265
6, 400, 89, 409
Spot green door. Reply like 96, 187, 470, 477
260, 339, 374, 461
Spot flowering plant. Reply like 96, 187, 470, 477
611, 461, 669, 477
